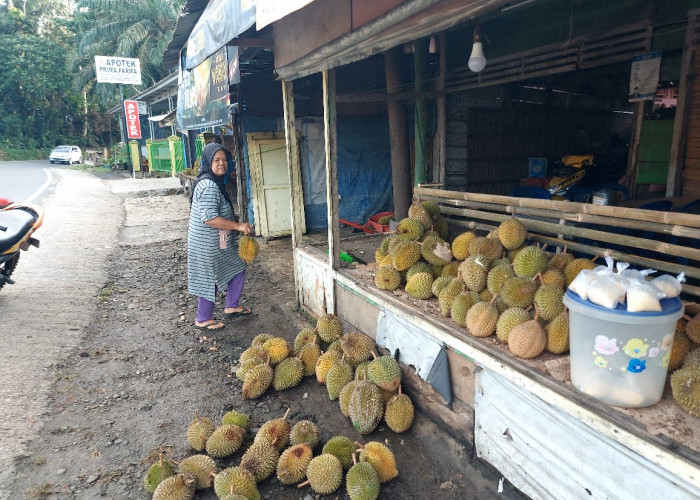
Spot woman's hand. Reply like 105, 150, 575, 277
238, 222, 253, 235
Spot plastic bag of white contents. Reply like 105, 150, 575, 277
650, 272, 685, 299
626, 281, 666, 312
587, 276, 626, 309
568, 269, 597, 300
619, 267, 657, 284
593, 256, 616, 278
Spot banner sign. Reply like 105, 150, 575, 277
177, 47, 231, 130
124, 100, 142, 139
95, 56, 142, 85
137, 101, 148, 115
256, 0, 316, 29
185, 0, 255, 70
629, 51, 662, 102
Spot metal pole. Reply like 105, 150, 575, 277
118, 84, 134, 177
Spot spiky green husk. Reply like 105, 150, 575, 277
178, 455, 217, 489
390, 240, 421, 271
358, 442, 399, 483
421, 235, 452, 266
251, 333, 274, 347
316, 350, 343, 384
395, 217, 425, 240
405, 272, 435, 300
670, 365, 700, 417
438, 278, 464, 317
347, 461, 381, 500
349, 381, 385, 434
293, 328, 318, 354
262, 337, 290, 365
213, 467, 260, 500
367, 356, 401, 392
317, 314, 343, 343
407, 202, 433, 230
459, 255, 489, 292
322, 436, 356, 470
487, 264, 515, 295
240, 439, 280, 482
546, 311, 569, 354
496, 307, 530, 343
326, 359, 354, 400
277, 443, 313, 485
512, 245, 548, 278
465, 301, 499, 338
305, 454, 343, 494
405, 261, 433, 281
534, 285, 565, 321
498, 217, 527, 250
255, 415, 291, 451
186, 413, 215, 452
341, 332, 376, 364
144, 458, 176, 493
222, 410, 250, 431
206, 424, 246, 458
298, 342, 322, 376
385, 392, 414, 433
501, 276, 538, 308
452, 231, 476, 260
242, 363, 273, 399
290, 420, 320, 448
450, 291, 479, 328
273, 357, 304, 391
152, 474, 195, 500
238, 235, 259, 263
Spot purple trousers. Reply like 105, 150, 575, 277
196, 270, 246, 322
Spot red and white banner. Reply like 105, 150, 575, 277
124, 100, 141, 139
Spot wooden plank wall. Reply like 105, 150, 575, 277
683, 53, 700, 197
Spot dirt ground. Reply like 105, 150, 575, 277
7, 177, 523, 499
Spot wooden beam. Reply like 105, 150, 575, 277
282, 79, 304, 307
335, 89, 444, 103
323, 68, 340, 313
226, 38, 274, 48
667, 12, 697, 197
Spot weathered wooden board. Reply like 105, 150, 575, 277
475, 370, 700, 500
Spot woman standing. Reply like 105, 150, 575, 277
188, 142, 252, 330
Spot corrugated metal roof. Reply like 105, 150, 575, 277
163, 0, 209, 70
106, 72, 179, 114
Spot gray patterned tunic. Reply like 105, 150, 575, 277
187, 178, 246, 302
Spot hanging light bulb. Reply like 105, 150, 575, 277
428, 36, 437, 54
468, 26, 487, 73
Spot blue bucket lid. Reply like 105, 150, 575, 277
564, 289, 683, 317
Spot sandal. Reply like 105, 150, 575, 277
195, 320, 226, 331
223, 307, 253, 320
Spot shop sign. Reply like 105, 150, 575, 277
124, 100, 142, 139
629, 51, 662, 102
95, 56, 142, 85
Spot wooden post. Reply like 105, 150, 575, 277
626, 101, 645, 200
231, 111, 247, 222
414, 38, 429, 185
436, 33, 447, 187
667, 12, 697, 197
282, 79, 305, 307
323, 69, 340, 314
385, 46, 412, 219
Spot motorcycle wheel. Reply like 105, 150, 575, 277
0, 253, 20, 291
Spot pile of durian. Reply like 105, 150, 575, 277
143, 405, 399, 499
669, 315, 700, 417
236, 314, 415, 435
373, 202, 595, 359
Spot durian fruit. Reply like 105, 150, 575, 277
441, 261, 461, 278
213, 467, 260, 500
479, 289, 493, 302
439, 277, 465, 316
390, 240, 421, 271
240, 345, 267, 364
186, 411, 215, 452
564, 258, 597, 287
374, 265, 402, 291
546, 311, 569, 354
152, 473, 195, 500
421, 200, 441, 218
317, 314, 343, 343
405, 261, 433, 281
539, 268, 566, 288
326, 358, 354, 400
355, 361, 371, 380
669, 331, 692, 372
465, 298, 499, 338
339, 380, 361, 416
220, 492, 250, 500
298, 342, 322, 376
273, 357, 304, 391
379, 386, 398, 405
374, 236, 391, 263
316, 350, 342, 384
509, 315, 547, 359
378, 215, 393, 225
290, 420, 320, 448
452, 231, 477, 260
222, 410, 250, 431
348, 380, 385, 435
512, 245, 548, 278
242, 362, 273, 399
326, 338, 344, 353
421, 235, 452, 266
240, 438, 280, 482
670, 365, 700, 417
434, 216, 450, 240
251, 333, 274, 347
298, 453, 343, 494
684, 348, 700, 368
177, 454, 217, 489
458, 255, 489, 292
322, 435, 356, 470
396, 217, 425, 240
405, 272, 435, 300
277, 443, 313, 485
547, 248, 574, 272
501, 276, 538, 309
498, 216, 527, 250
495, 296, 509, 314
238, 235, 259, 263
432, 276, 454, 297
346, 453, 381, 500
356, 441, 398, 483
534, 285, 565, 321
384, 385, 414, 433
237, 357, 265, 382
407, 201, 434, 229
487, 264, 515, 295
496, 307, 530, 343
144, 453, 176, 493
262, 337, 290, 365
685, 314, 700, 343
206, 424, 246, 458
293, 328, 318, 354
341, 332, 376, 365
255, 409, 291, 451
367, 354, 402, 391
450, 291, 479, 328
468, 237, 503, 263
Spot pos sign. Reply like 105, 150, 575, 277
124, 100, 141, 139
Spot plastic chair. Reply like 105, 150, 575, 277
511, 186, 552, 200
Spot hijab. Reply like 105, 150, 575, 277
191, 142, 234, 210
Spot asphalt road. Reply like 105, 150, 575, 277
0, 160, 56, 204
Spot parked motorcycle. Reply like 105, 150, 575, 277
547, 155, 595, 198
0, 199, 43, 291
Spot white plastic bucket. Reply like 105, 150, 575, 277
563, 290, 684, 408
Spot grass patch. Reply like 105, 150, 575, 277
67, 164, 112, 173
98, 280, 115, 303
25, 482, 69, 499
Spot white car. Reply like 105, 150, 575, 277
49, 145, 82, 164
